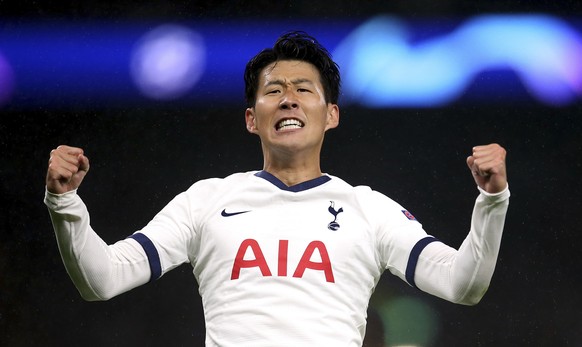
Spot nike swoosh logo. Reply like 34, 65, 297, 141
221, 209, 251, 217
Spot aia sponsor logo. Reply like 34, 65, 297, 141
231, 239, 335, 283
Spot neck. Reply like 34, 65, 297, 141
261, 148, 323, 187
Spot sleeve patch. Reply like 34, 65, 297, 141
401, 209, 417, 221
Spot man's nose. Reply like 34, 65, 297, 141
279, 91, 299, 109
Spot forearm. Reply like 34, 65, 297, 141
45, 189, 151, 301
414, 186, 510, 305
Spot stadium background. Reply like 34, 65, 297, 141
1, 1, 581, 346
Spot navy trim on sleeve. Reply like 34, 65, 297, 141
405, 236, 439, 288
128, 233, 162, 282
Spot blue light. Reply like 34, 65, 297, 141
0, 50, 14, 106
130, 24, 206, 100
0, 16, 580, 109
334, 15, 582, 107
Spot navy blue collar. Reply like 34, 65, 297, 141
255, 170, 331, 192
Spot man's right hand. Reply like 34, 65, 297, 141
46, 145, 90, 194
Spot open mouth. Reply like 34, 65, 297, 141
276, 118, 304, 131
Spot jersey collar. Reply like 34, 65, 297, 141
255, 170, 331, 192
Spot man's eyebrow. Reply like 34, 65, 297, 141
264, 78, 315, 87
291, 78, 314, 85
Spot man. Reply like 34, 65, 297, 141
45, 31, 509, 346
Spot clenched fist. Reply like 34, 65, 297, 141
46, 145, 90, 194
466, 143, 507, 194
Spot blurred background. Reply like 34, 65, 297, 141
1, 1, 581, 346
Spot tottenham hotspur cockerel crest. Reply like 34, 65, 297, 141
327, 201, 343, 231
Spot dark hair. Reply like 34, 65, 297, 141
244, 31, 341, 107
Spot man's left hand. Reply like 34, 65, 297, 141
466, 143, 508, 194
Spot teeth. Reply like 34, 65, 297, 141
276, 119, 304, 131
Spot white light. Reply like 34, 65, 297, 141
130, 24, 205, 100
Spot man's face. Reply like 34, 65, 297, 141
245, 60, 339, 157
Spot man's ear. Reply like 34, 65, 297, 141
325, 104, 340, 131
245, 108, 258, 134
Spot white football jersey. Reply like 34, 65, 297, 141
133, 171, 432, 346
46, 170, 509, 347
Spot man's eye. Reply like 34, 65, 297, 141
298, 88, 310, 93
267, 90, 280, 94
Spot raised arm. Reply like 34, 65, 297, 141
409, 144, 509, 305
45, 145, 151, 301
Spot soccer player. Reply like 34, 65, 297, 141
45, 31, 509, 346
